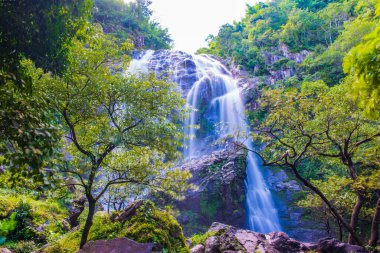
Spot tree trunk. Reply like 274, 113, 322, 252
349, 193, 365, 244
290, 165, 362, 246
369, 196, 380, 247
338, 219, 343, 242
80, 197, 96, 249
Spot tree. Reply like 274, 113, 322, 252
0, 0, 92, 74
248, 81, 380, 245
344, 22, 380, 118
26, 24, 191, 249
92, 0, 172, 49
0, 0, 92, 180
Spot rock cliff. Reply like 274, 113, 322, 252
173, 144, 247, 236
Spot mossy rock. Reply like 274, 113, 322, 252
119, 201, 188, 252
42, 200, 189, 253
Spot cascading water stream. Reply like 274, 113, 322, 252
129, 50, 281, 233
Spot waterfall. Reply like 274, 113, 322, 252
128, 50, 281, 233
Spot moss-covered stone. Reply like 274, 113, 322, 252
42, 201, 189, 253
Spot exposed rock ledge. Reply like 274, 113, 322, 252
77, 238, 154, 253
190, 222, 365, 253
173, 144, 247, 235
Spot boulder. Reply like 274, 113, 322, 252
318, 237, 366, 253
0, 248, 12, 253
77, 238, 154, 253
190, 244, 205, 253
204, 236, 219, 253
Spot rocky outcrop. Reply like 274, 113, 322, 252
173, 144, 247, 236
0, 248, 12, 253
112, 199, 144, 222
77, 238, 154, 253
133, 50, 198, 96
190, 222, 365, 253
67, 197, 86, 229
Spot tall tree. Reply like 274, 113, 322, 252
25, 24, 190, 248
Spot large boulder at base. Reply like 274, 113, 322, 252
318, 238, 366, 253
190, 222, 365, 253
0, 248, 12, 253
77, 238, 154, 253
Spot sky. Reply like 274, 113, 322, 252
146, 0, 258, 53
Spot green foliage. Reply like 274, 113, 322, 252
0, 213, 17, 239
0, 0, 92, 181
190, 231, 218, 246
279, 8, 323, 51
93, 0, 172, 49
22, 22, 191, 200
343, 20, 380, 118
0, 189, 68, 245
297, 176, 357, 217
0, 0, 92, 73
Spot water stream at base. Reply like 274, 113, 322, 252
129, 50, 281, 233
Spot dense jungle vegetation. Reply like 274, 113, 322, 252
0, 0, 379, 252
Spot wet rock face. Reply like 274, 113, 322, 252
77, 238, 154, 253
190, 223, 365, 253
174, 144, 247, 236
266, 169, 329, 242
138, 50, 198, 96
